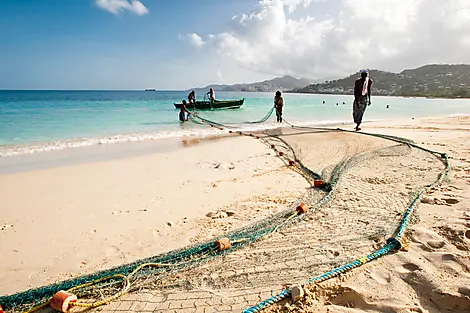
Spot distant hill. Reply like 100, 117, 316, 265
292, 64, 470, 98
190, 76, 314, 94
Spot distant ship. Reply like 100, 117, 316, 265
145, 88, 156, 91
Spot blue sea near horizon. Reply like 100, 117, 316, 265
1, 90, 470, 157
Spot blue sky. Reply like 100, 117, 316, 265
0, 0, 265, 90
1, 0, 469, 90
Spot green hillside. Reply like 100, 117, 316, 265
292, 64, 470, 98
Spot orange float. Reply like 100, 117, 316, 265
0, 304, 4, 313
314, 180, 324, 187
50, 291, 77, 313
216, 238, 232, 251
279, 151, 284, 156
296, 203, 309, 213
288, 160, 295, 166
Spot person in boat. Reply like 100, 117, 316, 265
274, 90, 284, 123
188, 90, 196, 104
206, 88, 215, 102
353, 69, 373, 131
179, 100, 191, 122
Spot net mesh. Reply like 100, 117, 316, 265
0, 120, 447, 313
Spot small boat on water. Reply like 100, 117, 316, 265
174, 99, 244, 110
145, 88, 156, 91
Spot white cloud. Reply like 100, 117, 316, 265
216, 70, 224, 82
96, 0, 148, 15
187, 33, 205, 48
191, 0, 470, 79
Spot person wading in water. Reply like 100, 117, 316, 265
353, 69, 373, 131
179, 100, 191, 122
274, 91, 284, 123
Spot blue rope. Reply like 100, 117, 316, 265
243, 242, 396, 313
242, 128, 450, 313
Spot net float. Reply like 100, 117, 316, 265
50, 291, 77, 313
314, 180, 324, 187
216, 238, 232, 251
296, 203, 309, 213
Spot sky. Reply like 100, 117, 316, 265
1, 0, 470, 90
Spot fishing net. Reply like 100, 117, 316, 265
188, 106, 276, 126
0, 114, 448, 313
76, 127, 443, 313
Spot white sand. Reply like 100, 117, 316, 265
0, 135, 306, 295
1, 115, 470, 313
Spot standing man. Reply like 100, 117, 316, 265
353, 69, 372, 131
274, 90, 284, 123
206, 88, 215, 102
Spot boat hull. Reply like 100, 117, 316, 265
174, 99, 244, 110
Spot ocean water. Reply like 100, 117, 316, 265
1, 90, 470, 157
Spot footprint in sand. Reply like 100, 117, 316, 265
443, 198, 460, 205
395, 263, 420, 274
458, 287, 470, 297
427, 240, 446, 249
439, 253, 458, 262
105, 246, 120, 256
369, 268, 391, 284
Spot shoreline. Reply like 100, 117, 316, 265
2, 111, 469, 161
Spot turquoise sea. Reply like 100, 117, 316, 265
1, 90, 470, 157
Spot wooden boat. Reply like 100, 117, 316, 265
174, 99, 244, 110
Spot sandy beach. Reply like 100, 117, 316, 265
0, 135, 307, 295
1, 115, 470, 312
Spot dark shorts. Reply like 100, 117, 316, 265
179, 111, 186, 122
